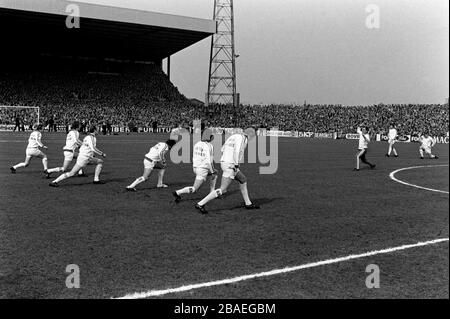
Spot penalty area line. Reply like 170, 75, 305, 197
389, 164, 449, 194
114, 237, 449, 299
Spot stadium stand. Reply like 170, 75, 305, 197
2, 73, 448, 136
0, 61, 202, 131
204, 103, 448, 136
0, 1, 447, 136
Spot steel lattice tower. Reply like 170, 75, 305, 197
206, 0, 238, 107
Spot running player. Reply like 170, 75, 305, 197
172, 129, 218, 202
126, 139, 177, 191
46, 121, 85, 178
386, 124, 399, 157
354, 127, 376, 171
10, 124, 48, 174
49, 126, 106, 187
195, 128, 260, 214
419, 133, 439, 159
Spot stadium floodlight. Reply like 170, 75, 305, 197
206, 0, 239, 108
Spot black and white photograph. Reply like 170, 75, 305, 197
0, 0, 448, 305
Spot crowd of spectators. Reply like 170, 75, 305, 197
0, 64, 201, 131
0, 65, 448, 136
208, 103, 449, 136
0, 107, 38, 130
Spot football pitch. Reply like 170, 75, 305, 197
0, 132, 448, 299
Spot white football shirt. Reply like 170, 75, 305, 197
79, 134, 97, 158
358, 133, 370, 149
388, 128, 398, 140
146, 142, 169, 162
220, 134, 248, 165
420, 136, 434, 148
27, 131, 43, 148
193, 141, 214, 170
63, 130, 80, 151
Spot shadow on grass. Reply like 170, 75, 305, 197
210, 197, 285, 213
50, 177, 129, 187
176, 189, 241, 203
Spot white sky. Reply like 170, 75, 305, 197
74, 0, 449, 105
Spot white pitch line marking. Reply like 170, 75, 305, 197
114, 238, 449, 299
389, 164, 449, 194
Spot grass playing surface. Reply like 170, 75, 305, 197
0, 132, 448, 298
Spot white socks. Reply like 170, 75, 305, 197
389, 146, 397, 156
198, 189, 222, 206
176, 186, 195, 195
48, 167, 83, 174
53, 173, 69, 183
157, 169, 165, 187
13, 163, 26, 169
47, 167, 63, 173
239, 183, 252, 205
94, 164, 102, 182
129, 176, 145, 188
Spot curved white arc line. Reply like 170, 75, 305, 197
389, 164, 449, 194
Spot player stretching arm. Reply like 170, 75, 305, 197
172, 129, 218, 202
49, 126, 106, 187
46, 121, 85, 178
386, 124, 399, 157
126, 139, 177, 191
354, 127, 376, 171
10, 124, 48, 174
195, 128, 260, 214
419, 133, 439, 159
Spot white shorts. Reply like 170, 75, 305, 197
388, 138, 396, 145
221, 162, 238, 179
143, 158, 156, 169
193, 167, 209, 181
420, 146, 432, 154
64, 151, 75, 162
143, 158, 166, 170
26, 148, 45, 158
76, 155, 95, 167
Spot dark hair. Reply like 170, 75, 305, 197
201, 128, 214, 141
166, 139, 177, 148
89, 126, 97, 133
71, 121, 80, 129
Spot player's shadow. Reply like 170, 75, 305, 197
60, 177, 128, 187
137, 181, 192, 190
105, 177, 129, 183
210, 197, 285, 213
181, 189, 241, 202
165, 181, 194, 188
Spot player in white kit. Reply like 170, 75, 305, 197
49, 126, 106, 187
419, 133, 438, 159
195, 128, 260, 214
126, 139, 177, 191
354, 127, 376, 171
46, 121, 85, 178
386, 124, 399, 157
172, 129, 218, 202
10, 124, 48, 174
